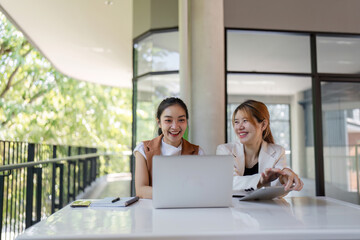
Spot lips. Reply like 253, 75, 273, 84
238, 132, 248, 138
169, 131, 181, 137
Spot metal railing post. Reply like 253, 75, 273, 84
67, 161, 76, 202
73, 161, 76, 196
68, 160, 76, 202
88, 148, 93, 183
67, 147, 71, 203
90, 149, 94, 182
84, 148, 88, 187
51, 146, 57, 214
77, 147, 83, 193
94, 148, 99, 178
51, 145, 64, 211
25, 143, 35, 228
57, 163, 64, 209
67, 146, 76, 203
91, 148, 97, 182
34, 167, 42, 223
0, 175, 4, 237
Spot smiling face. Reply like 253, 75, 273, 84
157, 104, 187, 147
233, 110, 265, 147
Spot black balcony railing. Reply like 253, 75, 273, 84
0, 141, 119, 240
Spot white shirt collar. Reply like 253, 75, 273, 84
161, 138, 182, 156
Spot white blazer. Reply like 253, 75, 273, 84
216, 140, 287, 194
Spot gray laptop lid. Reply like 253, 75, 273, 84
152, 155, 233, 209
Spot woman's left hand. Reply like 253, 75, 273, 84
260, 168, 303, 191
278, 168, 304, 191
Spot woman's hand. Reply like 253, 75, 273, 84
258, 168, 303, 191
278, 168, 303, 191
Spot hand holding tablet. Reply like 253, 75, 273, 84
234, 186, 291, 201
259, 168, 304, 191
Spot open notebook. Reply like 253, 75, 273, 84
152, 155, 233, 209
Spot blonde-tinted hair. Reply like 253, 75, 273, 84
232, 99, 275, 144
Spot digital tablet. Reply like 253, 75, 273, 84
234, 186, 291, 201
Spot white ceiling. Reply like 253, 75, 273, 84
0, 0, 133, 88
2, 1, 359, 92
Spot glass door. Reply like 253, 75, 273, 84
321, 81, 360, 204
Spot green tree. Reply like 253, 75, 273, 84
0, 12, 132, 171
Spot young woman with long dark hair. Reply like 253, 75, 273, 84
134, 97, 204, 199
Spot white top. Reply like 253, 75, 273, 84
134, 138, 205, 158
17, 197, 360, 240
216, 140, 287, 194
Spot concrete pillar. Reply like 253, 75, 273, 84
179, 0, 225, 154
179, 0, 192, 140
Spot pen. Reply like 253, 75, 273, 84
124, 196, 139, 207
111, 197, 120, 203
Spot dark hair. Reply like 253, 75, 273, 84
156, 97, 189, 135
232, 99, 275, 144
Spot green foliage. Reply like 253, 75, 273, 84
0, 12, 132, 164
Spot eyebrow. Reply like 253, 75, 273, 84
234, 117, 246, 121
163, 115, 186, 118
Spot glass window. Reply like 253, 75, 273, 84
227, 74, 311, 96
134, 31, 179, 76
317, 36, 360, 74
267, 104, 291, 157
135, 73, 179, 145
133, 29, 180, 148
227, 30, 311, 73
321, 81, 360, 204
227, 73, 312, 169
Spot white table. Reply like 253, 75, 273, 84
17, 197, 360, 240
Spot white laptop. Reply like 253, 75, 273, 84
152, 155, 233, 209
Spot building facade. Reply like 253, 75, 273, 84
132, 0, 360, 204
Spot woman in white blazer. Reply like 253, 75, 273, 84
216, 100, 303, 195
